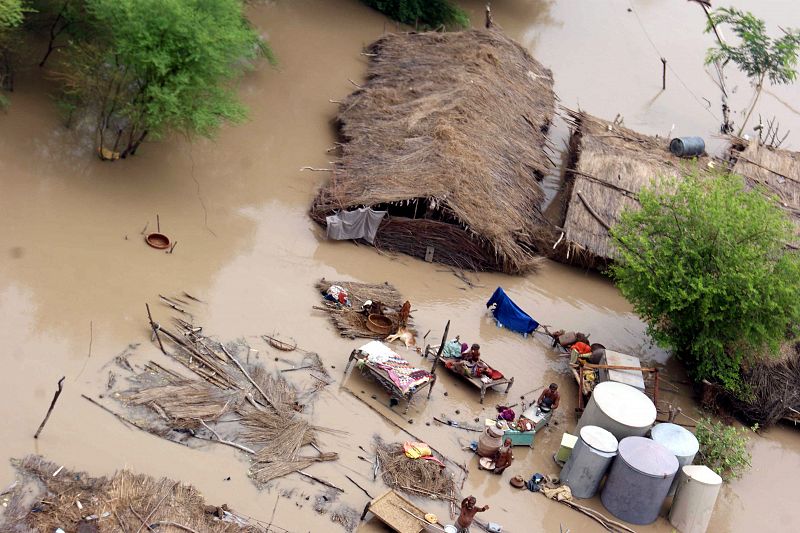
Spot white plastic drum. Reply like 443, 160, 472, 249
576, 381, 657, 440
650, 423, 700, 496
669, 465, 722, 533
560, 425, 618, 498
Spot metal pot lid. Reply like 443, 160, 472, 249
618, 436, 679, 477
651, 423, 699, 457
579, 425, 618, 453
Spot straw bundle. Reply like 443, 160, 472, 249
0, 455, 260, 533
311, 29, 556, 274
552, 110, 711, 269
375, 440, 457, 501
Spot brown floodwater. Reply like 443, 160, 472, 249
1, 0, 799, 531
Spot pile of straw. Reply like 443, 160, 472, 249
0, 455, 260, 533
375, 440, 457, 502
311, 28, 555, 274
104, 306, 338, 487
315, 279, 414, 339
552, 110, 711, 269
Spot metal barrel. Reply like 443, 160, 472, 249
561, 425, 618, 499
575, 381, 656, 440
669, 465, 722, 533
601, 436, 679, 525
669, 136, 705, 157
650, 423, 699, 496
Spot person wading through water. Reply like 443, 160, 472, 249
456, 496, 489, 532
493, 437, 514, 474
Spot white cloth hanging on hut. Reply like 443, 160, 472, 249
325, 207, 386, 244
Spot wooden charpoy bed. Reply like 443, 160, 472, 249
360, 489, 431, 533
422, 322, 514, 403
344, 341, 436, 414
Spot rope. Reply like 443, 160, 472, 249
626, 0, 721, 122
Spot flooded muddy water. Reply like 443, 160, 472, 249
1, 0, 799, 531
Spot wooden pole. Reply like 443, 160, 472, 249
34, 377, 65, 438
661, 58, 667, 90
145, 303, 166, 355
430, 320, 450, 375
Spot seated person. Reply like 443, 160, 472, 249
463, 343, 481, 362
537, 383, 560, 411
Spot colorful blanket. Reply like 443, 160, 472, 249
360, 341, 432, 393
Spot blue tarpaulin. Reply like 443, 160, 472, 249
486, 287, 539, 336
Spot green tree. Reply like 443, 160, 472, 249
0, 0, 32, 107
705, 7, 800, 136
610, 172, 800, 392
362, 0, 469, 30
54, 0, 269, 159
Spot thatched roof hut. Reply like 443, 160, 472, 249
310, 29, 556, 274
551, 110, 710, 269
730, 140, 800, 242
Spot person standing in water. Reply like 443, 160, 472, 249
493, 438, 514, 474
456, 496, 489, 532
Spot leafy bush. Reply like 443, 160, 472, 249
362, 0, 469, 30
695, 417, 754, 481
610, 172, 800, 392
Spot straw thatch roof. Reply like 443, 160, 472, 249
551, 110, 711, 269
311, 28, 556, 273
730, 140, 800, 243
1, 455, 261, 532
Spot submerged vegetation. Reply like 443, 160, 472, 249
695, 417, 754, 481
0, 0, 32, 107
705, 7, 800, 136
361, 0, 469, 30
5, 0, 270, 158
611, 172, 800, 393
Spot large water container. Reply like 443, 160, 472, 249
650, 422, 699, 496
669, 465, 722, 533
601, 436, 679, 525
560, 425, 618, 499
477, 425, 504, 457
575, 381, 657, 440
669, 136, 705, 157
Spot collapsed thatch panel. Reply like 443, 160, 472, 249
311, 29, 556, 273
553, 110, 710, 269
0, 455, 260, 533
730, 140, 800, 242
315, 279, 413, 339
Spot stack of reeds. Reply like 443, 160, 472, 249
374, 439, 458, 503
0, 455, 262, 533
